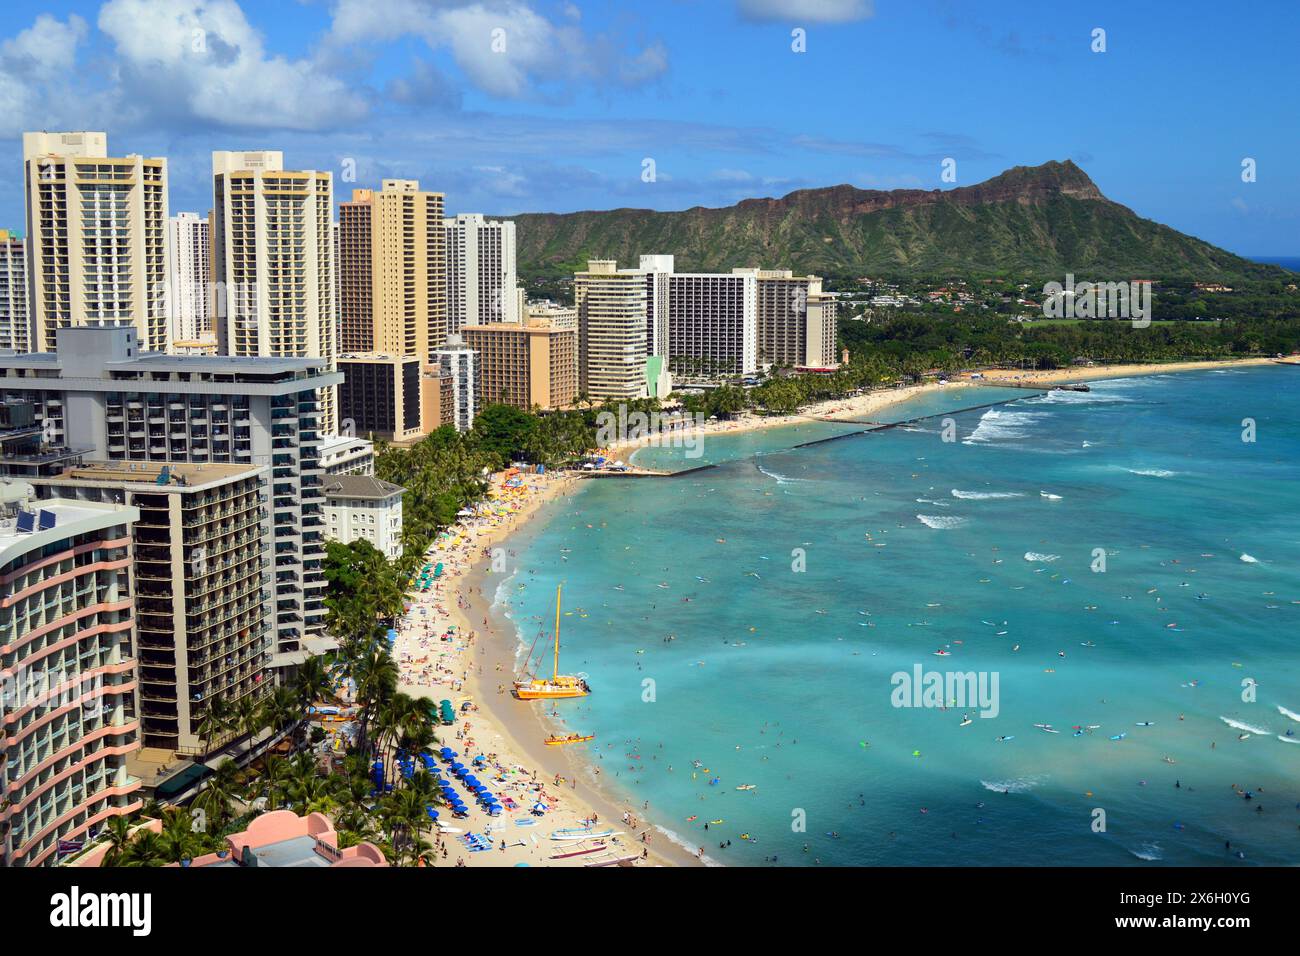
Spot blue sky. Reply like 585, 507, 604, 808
1, 0, 1296, 255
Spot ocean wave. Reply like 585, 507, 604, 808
654, 824, 724, 866
1023, 389, 1130, 405
1127, 468, 1178, 478
756, 462, 807, 484
1130, 843, 1163, 861
1239, 553, 1259, 564
1278, 705, 1300, 723
962, 409, 1040, 445
1039, 491, 1063, 500
917, 514, 967, 530
1023, 552, 1060, 562
1220, 716, 1270, 735
980, 774, 1044, 794
951, 489, 1024, 500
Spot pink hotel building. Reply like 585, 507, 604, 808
0, 491, 142, 867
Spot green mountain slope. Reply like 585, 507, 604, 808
508, 160, 1276, 280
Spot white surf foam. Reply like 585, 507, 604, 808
1023, 552, 1060, 562
962, 409, 1039, 445
980, 774, 1044, 794
1220, 716, 1270, 735
951, 489, 1024, 500
654, 824, 724, 866
1277, 705, 1300, 723
1239, 553, 1259, 564
1023, 389, 1130, 405
756, 462, 807, 484
917, 514, 967, 530
1127, 468, 1178, 478
1130, 843, 1163, 861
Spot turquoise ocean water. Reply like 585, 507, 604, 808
495, 370, 1300, 865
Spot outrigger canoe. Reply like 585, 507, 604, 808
550, 826, 619, 842
544, 733, 596, 746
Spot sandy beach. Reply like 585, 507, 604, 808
956, 356, 1281, 387
392, 469, 704, 867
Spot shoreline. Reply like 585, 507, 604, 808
393, 354, 1289, 867
604, 355, 1288, 459
393, 470, 703, 866
955, 355, 1281, 388
456, 540, 711, 867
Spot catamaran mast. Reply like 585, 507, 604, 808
553, 584, 562, 680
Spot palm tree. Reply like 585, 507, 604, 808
155, 808, 204, 865
257, 753, 290, 812
351, 641, 398, 759
100, 815, 137, 867
293, 653, 334, 714
118, 831, 167, 867
258, 684, 298, 746
195, 694, 235, 758
234, 693, 261, 748
286, 752, 339, 815
192, 758, 242, 834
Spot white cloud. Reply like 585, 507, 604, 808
328, 0, 667, 100
737, 0, 874, 23
97, 0, 368, 131
0, 14, 91, 136
1, 13, 88, 77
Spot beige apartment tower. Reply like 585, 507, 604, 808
22, 131, 169, 352
462, 313, 578, 411
754, 270, 839, 369
211, 150, 337, 430
337, 180, 447, 361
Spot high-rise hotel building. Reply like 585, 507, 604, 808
336, 181, 448, 441
338, 180, 447, 359
574, 260, 651, 400
166, 212, 211, 349
0, 325, 341, 667
462, 310, 578, 411
211, 151, 337, 431
0, 230, 29, 352
22, 132, 169, 353
0, 486, 142, 867
444, 213, 518, 333
666, 270, 757, 379
33, 462, 270, 757
754, 270, 838, 369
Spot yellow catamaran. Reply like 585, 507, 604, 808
514, 585, 590, 700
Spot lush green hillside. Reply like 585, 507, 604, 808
509, 161, 1279, 281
